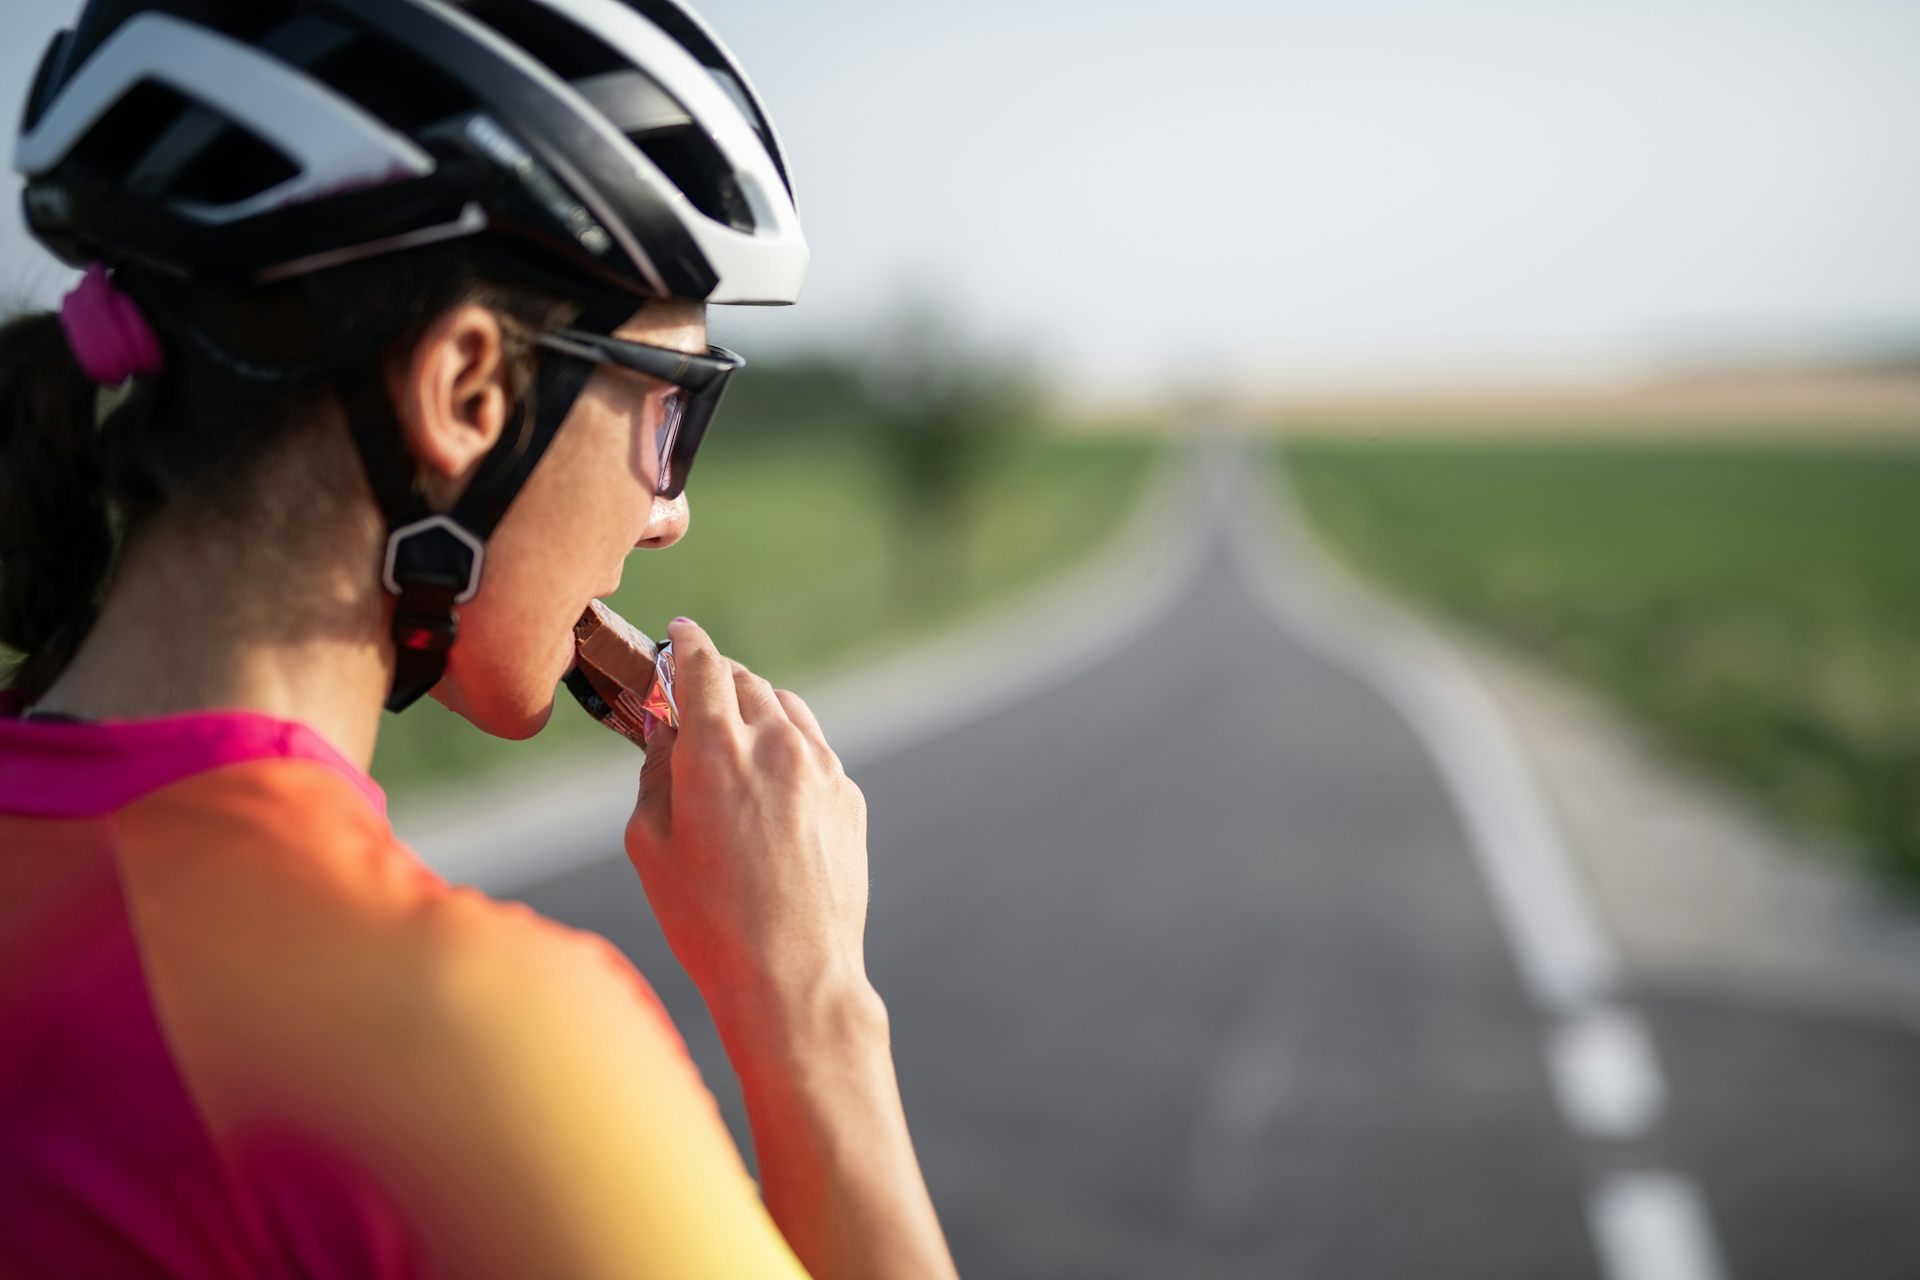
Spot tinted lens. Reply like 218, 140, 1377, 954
655, 391, 688, 495
658, 378, 729, 502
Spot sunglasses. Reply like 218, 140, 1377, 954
529, 327, 746, 500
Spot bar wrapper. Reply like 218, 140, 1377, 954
563, 601, 679, 749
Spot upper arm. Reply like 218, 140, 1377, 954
394, 902, 813, 1279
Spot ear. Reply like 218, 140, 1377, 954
389, 304, 514, 510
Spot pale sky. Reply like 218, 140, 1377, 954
6, 0, 1918, 394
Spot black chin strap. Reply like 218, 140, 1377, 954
332, 293, 634, 712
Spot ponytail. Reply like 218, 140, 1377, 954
0, 311, 112, 698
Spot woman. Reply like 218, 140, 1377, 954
0, 2, 958, 1276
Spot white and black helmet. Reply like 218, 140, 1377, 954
14, 0, 808, 305
12, 1, 809, 715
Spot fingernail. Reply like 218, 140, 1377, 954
672, 616, 693, 625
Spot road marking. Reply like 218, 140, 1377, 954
1549, 1006, 1667, 1139
1227, 438, 1731, 1280
1189, 1039, 1294, 1223
1225, 443, 1616, 1015
1591, 1173, 1730, 1280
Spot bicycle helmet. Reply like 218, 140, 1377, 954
12, 0, 809, 710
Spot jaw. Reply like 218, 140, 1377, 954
427, 646, 564, 742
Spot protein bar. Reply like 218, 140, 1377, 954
564, 601, 679, 748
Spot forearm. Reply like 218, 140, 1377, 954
722, 984, 959, 1280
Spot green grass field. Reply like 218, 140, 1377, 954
371, 430, 1162, 799
1279, 439, 1920, 889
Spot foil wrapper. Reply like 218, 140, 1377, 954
564, 601, 679, 748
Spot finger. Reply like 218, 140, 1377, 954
773, 688, 832, 751
627, 722, 676, 850
636, 721, 675, 809
665, 617, 739, 731
774, 689, 843, 771
730, 658, 784, 725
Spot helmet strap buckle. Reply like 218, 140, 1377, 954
381, 514, 484, 712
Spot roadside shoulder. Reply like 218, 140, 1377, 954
1453, 629, 1920, 1031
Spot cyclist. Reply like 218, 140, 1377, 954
0, 2, 958, 1276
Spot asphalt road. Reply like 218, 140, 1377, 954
512, 449, 1920, 1280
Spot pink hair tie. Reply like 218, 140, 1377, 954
59, 263, 166, 388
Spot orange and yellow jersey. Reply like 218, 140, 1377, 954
0, 698, 810, 1278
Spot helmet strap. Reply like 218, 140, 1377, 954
327, 288, 634, 713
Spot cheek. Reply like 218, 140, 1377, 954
571, 383, 651, 507
525, 397, 641, 565
442, 401, 640, 729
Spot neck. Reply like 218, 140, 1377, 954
37, 515, 394, 773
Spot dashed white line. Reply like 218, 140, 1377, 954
1549, 1005, 1668, 1140
1591, 1172, 1731, 1280
1230, 437, 1731, 1280
1188, 1039, 1294, 1224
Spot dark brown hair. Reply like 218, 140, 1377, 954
0, 247, 573, 698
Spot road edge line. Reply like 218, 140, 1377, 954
1224, 437, 1731, 1280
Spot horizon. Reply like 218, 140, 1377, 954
4, 0, 1917, 397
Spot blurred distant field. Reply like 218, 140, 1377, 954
372, 429, 1162, 799
1279, 438, 1920, 889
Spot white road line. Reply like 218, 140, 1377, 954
397, 449, 1211, 894
1548, 1006, 1668, 1140
1591, 1173, 1731, 1280
1226, 437, 1731, 1280
1225, 440, 1619, 1015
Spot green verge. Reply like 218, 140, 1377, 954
371, 430, 1162, 800
1278, 438, 1920, 890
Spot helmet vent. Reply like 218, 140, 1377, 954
166, 118, 302, 208
76, 81, 190, 186
305, 31, 476, 134
83, 79, 296, 210
456, 0, 627, 81
621, 0, 794, 194
632, 124, 755, 234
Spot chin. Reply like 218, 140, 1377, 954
489, 697, 558, 742
431, 677, 558, 741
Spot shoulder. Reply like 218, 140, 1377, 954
119, 754, 428, 897
118, 759, 803, 1275
118, 752, 686, 1061
416, 876, 692, 1070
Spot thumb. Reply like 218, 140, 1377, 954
636, 719, 676, 819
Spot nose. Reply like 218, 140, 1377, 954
635, 492, 689, 550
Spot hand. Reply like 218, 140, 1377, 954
626, 618, 877, 1058
627, 621, 956, 1280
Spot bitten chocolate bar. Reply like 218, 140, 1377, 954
564, 601, 679, 748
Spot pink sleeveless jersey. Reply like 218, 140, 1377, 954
0, 698, 807, 1278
